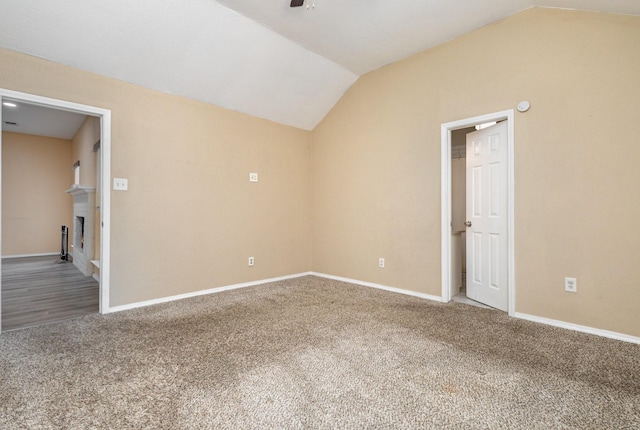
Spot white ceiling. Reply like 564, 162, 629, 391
2, 100, 87, 140
0, 0, 638, 131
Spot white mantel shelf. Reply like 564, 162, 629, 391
66, 185, 96, 196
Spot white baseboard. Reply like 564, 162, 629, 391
513, 312, 640, 345
2, 252, 60, 259
310, 272, 444, 303
107, 272, 313, 314
104, 269, 640, 345
311, 272, 640, 344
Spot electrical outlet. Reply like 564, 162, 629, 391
249, 172, 258, 182
565, 277, 577, 293
379, 258, 385, 268
113, 178, 128, 191
248, 256, 254, 267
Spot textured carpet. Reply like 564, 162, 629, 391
0, 276, 638, 429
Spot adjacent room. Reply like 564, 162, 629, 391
1, 103, 101, 330
0, 0, 638, 428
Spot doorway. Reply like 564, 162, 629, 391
0, 88, 112, 331
440, 109, 515, 315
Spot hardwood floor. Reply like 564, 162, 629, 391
2, 256, 99, 331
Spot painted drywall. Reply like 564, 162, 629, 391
71, 116, 99, 188
451, 158, 466, 233
1, 132, 73, 256
451, 157, 466, 277
312, 8, 640, 336
0, 48, 312, 307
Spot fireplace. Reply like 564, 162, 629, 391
66, 185, 96, 277
76, 216, 85, 249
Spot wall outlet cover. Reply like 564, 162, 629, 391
565, 277, 577, 293
113, 178, 128, 191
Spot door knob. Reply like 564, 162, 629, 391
465, 221, 472, 227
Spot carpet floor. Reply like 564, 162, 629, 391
0, 276, 638, 429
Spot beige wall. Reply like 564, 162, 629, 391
0, 47, 312, 307
313, 8, 640, 336
71, 116, 100, 187
2, 132, 73, 255
451, 158, 466, 233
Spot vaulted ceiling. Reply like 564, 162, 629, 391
1, 0, 638, 130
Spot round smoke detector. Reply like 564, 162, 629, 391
517, 101, 530, 112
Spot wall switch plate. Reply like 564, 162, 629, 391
379, 258, 385, 268
565, 277, 577, 293
113, 178, 128, 191
249, 173, 258, 182
248, 256, 254, 266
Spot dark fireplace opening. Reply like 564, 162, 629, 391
77, 216, 85, 249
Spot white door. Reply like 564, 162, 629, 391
465, 121, 508, 311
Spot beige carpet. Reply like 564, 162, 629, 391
0, 276, 638, 429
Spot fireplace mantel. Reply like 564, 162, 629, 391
66, 185, 96, 197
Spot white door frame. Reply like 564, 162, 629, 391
440, 109, 515, 316
0, 89, 112, 330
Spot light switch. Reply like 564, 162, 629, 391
249, 173, 258, 182
113, 178, 128, 191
